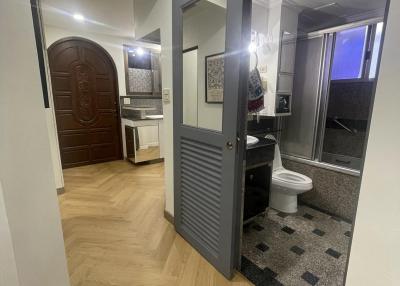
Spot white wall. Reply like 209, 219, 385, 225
134, 0, 174, 215
0, 0, 70, 285
0, 181, 20, 286
183, 49, 199, 126
346, 2, 400, 285
182, 3, 226, 131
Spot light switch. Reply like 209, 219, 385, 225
123, 98, 131, 105
162, 88, 171, 102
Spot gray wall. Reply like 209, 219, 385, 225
282, 159, 360, 222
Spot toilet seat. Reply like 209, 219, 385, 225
272, 168, 313, 192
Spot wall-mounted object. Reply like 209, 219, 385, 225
251, 0, 299, 117
123, 45, 162, 97
205, 52, 225, 103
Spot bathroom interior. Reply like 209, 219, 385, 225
182, 0, 388, 285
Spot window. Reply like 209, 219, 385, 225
331, 26, 368, 80
369, 22, 384, 79
330, 22, 384, 81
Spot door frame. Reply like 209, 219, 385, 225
172, 0, 252, 278
47, 36, 123, 166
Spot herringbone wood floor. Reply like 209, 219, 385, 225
59, 160, 251, 286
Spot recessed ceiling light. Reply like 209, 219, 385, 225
73, 13, 85, 22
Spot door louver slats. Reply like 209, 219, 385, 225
180, 138, 223, 257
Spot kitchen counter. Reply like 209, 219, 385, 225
121, 117, 165, 160
122, 115, 163, 121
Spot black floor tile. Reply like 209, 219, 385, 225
281, 226, 295, 235
312, 228, 325, 237
241, 256, 282, 286
303, 213, 314, 220
290, 245, 305, 256
326, 248, 342, 259
344, 231, 351, 237
241, 256, 267, 285
263, 267, 278, 278
253, 224, 265, 232
301, 271, 320, 285
256, 242, 270, 252
277, 212, 289, 218
258, 278, 284, 286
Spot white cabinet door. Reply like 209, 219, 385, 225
158, 120, 164, 159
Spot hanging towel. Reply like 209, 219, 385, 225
248, 68, 264, 113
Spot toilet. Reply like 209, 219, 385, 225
269, 142, 313, 213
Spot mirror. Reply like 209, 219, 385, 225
124, 45, 162, 96
182, 0, 227, 132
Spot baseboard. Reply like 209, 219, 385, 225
164, 210, 174, 225
57, 187, 65, 195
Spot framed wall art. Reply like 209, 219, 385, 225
205, 52, 225, 103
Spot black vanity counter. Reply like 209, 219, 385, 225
246, 137, 275, 150
243, 136, 276, 223
246, 137, 276, 169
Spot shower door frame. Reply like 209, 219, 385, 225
314, 20, 384, 171
280, 18, 386, 175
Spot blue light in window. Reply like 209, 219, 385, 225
331, 26, 368, 80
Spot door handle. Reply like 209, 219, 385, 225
226, 141, 234, 150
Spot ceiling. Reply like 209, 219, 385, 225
40, 0, 135, 39
40, 0, 387, 39
256, 0, 387, 31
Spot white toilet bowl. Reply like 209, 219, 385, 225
269, 141, 313, 213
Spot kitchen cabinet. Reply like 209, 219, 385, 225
121, 118, 164, 163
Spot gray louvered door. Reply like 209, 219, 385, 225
173, 0, 251, 279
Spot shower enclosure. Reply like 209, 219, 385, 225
281, 20, 384, 171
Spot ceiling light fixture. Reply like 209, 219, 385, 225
73, 13, 85, 22
136, 47, 145, 56
248, 42, 257, 53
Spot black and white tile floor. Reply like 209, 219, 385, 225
241, 205, 352, 286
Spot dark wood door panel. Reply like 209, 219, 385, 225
61, 149, 90, 167
52, 76, 72, 92
48, 37, 122, 168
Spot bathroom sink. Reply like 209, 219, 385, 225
145, 115, 164, 120
246, 135, 259, 146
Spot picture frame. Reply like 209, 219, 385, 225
205, 52, 225, 103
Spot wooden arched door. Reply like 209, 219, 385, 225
48, 37, 122, 169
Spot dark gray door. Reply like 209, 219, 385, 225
173, 0, 251, 279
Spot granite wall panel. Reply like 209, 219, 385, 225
282, 159, 360, 222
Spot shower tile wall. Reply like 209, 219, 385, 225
282, 159, 360, 222
128, 68, 153, 93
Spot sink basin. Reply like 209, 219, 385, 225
247, 135, 259, 146
145, 115, 164, 120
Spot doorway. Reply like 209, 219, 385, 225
48, 37, 122, 169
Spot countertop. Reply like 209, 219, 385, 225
122, 116, 163, 121
246, 136, 276, 151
